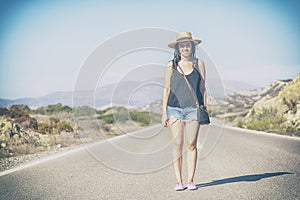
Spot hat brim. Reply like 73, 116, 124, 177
168, 39, 201, 48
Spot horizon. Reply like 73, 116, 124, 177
0, 75, 298, 101
0, 0, 299, 99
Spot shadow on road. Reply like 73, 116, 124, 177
196, 172, 294, 188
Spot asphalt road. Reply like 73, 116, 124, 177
0, 124, 299, 200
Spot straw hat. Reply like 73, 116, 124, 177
168, 32, 201, 48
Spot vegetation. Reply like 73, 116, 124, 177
30, 103, 72, 115
129, 111, 151, 126
0, 103, 161, 157
73, 106, 96, 117
239, 108, 282, 130
0, 105, 38, 130
235, 73, 300, 136
38, 118, 74, 134
96, 106, 161, 126
239, 107, 299, 136
0, 104, 76, 133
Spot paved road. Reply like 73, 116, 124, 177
0, 124, 299, 199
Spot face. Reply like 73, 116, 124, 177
178, 41, 192, 57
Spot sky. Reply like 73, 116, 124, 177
0, 0, 299, 99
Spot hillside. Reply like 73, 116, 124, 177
239, 73, 300, 136
0, 104, 161, 158
222, 79, 291, 124
0, 105, 81, 158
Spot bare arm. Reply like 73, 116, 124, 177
198, 59, 207, 107
161, 61, 173, 126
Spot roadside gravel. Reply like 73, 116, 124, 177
0, 144, 83, 172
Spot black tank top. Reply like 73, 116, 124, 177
167, 59, 203, 108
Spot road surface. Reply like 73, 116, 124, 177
0, 124, 299, 199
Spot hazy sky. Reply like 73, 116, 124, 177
0, 0, 299, 99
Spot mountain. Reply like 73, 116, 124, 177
0, 79, 260, 109
0, 92, 73, 109
222, 80, 260, 95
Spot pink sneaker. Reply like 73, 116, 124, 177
175, 182, 184, 191
187, 182, 197, 190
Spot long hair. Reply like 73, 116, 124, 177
173, 42, 196, 67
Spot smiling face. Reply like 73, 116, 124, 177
178, 41, 193, 58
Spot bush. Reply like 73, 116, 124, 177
38, 122, 52, 134
9, 106, 38, 130
38, 120, 74, 134
243, 108, 286, 133
0, 108, 10, 116
97, 106, 129, 123
10, 105, 31, 113
58, 121, 74, 132
31, 103, 72, 115
74, 106, 95, 117
97, 114, 115, 124
237, 120, 244, 128
96, 106, 161, 126
129, 111, 151, 126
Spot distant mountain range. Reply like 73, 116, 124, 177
0, 79, 259, 109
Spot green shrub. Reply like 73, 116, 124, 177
244, 108, 286, 133
9, 106, 38, 130
0, 108, 10, 116
38, 122, 52, 134
74, 106, 95, 117
58, 121, 74, 132
31, 103, 72, 115
96, 106, 120, 115
97, 114, 115, 124
10, 105, 31, 113
96, 106, 161, 126
97, 107, 129, 123
237, 120, 244, 128
115, 109, 129, 123
129, 111, 151, 126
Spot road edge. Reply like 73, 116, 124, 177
216, 124, 300, 141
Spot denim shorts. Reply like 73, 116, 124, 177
167, 106, 198, 121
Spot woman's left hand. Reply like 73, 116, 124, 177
199, 105, 207, 110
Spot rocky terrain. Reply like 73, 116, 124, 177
219, 79, 291, 123
0, 104, 161, 171
222, 73, 300, 136
0, 105, 81, 158
0, 105, 82, 171
240, 74, 300, 136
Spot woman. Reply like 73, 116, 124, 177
162, 32, 207, 191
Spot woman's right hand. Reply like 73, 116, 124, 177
161, 115, 169, 128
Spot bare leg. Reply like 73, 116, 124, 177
185, 120, 200, 182
169, 117, 185, 183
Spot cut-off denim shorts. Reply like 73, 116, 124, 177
167, 106, 198, 121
